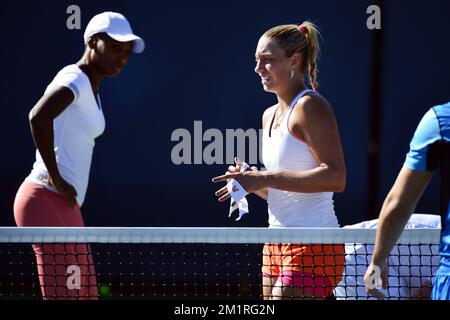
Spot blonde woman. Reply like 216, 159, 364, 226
213, 22, 346, 299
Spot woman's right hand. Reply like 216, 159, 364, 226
51, 176, 78, 207
214, 163, 260, 202
213, 164, 241, 202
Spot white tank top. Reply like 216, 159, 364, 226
262, 89, 340, 228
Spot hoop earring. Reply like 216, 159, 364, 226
290, 69, 295, 79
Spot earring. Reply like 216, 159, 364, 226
290, 69, 295, 79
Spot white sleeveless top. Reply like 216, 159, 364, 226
262, 89, 340, 228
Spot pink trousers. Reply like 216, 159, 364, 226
13, 181, 98, 300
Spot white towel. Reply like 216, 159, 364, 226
227, 158, 250, 221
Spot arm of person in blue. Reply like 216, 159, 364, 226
365, 103, 450, 300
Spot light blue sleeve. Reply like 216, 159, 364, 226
404, 108, 442, 171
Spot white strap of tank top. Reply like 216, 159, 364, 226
227, 158, 250, 221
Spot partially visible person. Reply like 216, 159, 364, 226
335, 214, 440, 300
13, 12, 145, 299
364, 103, 450, 300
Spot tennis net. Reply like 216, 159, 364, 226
0, 227, 441, 300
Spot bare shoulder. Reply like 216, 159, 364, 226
292, 92, 335, 120
262, 104, 278, 129
288, 92, 338, 142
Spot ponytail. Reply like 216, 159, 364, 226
298, 21, 321, 91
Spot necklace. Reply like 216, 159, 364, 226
272, 107, 288, 130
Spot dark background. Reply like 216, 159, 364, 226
0, 0, 448, 228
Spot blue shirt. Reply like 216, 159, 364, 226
404, 103, 450, 263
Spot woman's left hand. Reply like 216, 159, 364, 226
212, 170, 268, 202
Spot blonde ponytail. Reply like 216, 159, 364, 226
298, 21, 321, 91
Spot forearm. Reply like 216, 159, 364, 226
263, 164, 345, 193
371, 196, 414, 265
29, 118, 61, 181
254, 188, 268, 201
370, 167, 433, 266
